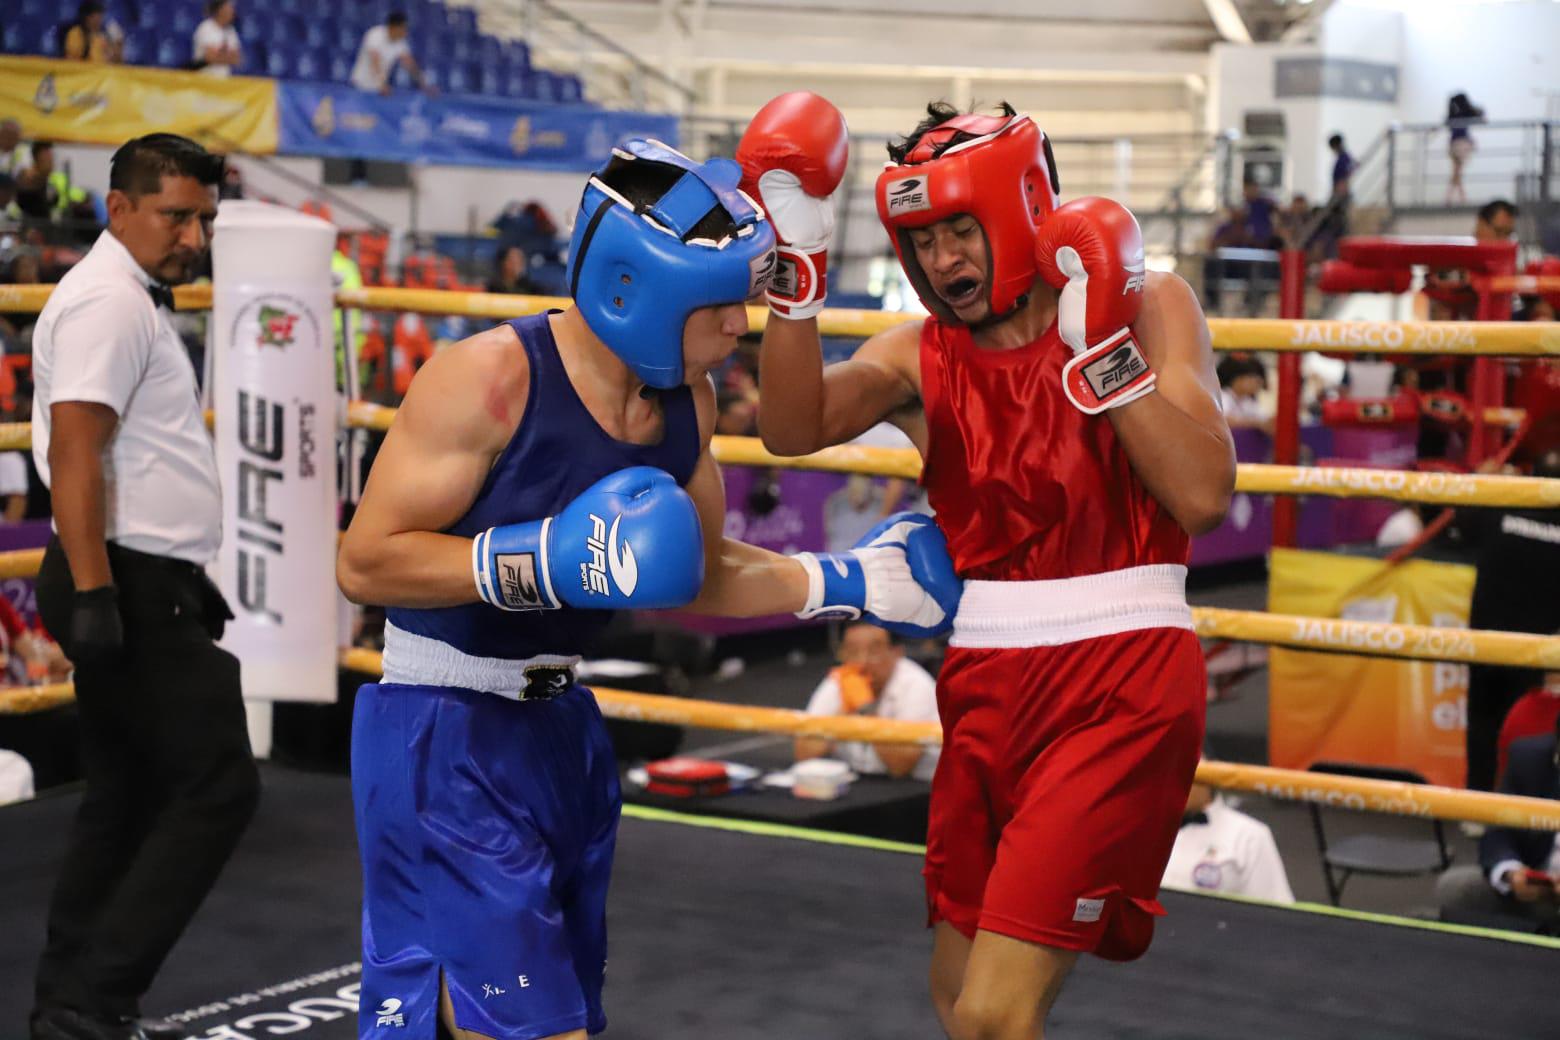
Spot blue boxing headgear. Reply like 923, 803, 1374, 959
568, 139, 778, 389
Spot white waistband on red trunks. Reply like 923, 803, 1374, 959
950, 564, 1193, 649
381, 620, 580, 699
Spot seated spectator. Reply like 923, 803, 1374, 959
1437, 717, 1560, 934
0, 120, 26, 179
486, 245, 545, 296
60, 1, 120, 64
14, 142, 96, 233
192, 0, 243, 77
1495, 661, 1560, 783
0, 748, 34, 805
714, 389, 756, 437
350, 11, 432, 96
1217, 355, 1274, 434
1241, 179, 1282, 249
0, 250, 42, 354
794, 623, 939, 781
0, 174, 18, 222
0, 448, 26, 522
1162, 778, 1294, 903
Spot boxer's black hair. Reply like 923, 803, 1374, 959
110, 134, 224, 198
887, 101, 1018, 165
597, 150, 735, 244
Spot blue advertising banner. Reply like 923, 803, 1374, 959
276, 82, 678, 170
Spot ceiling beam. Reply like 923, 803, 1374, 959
1201, 0, 1253, 43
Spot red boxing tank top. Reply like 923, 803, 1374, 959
919, 318, 1190, 580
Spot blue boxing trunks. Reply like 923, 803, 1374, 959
351, 671, 620, 1039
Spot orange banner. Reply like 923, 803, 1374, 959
1268, 548, 1476, 788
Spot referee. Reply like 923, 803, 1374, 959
28, 134, 258, 1040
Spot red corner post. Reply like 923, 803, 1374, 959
1273, 249, 1306, 548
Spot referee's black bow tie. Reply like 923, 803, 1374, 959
147, 282, 175, 311
1180, 811, 1210, 828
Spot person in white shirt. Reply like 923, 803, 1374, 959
27, 133, 258, 1040
0, 450, 28, 522
795, 622, 940, 781
191, 0, 243, 77
1162, 779, 1295, 903
349, 10, 430, 95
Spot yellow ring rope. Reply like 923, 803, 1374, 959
6, 658, 1558, 832
0, 282, 1555, 355
1, 419, 1554, 508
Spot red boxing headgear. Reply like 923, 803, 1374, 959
875, 112, 1060, 323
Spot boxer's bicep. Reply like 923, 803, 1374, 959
339, 336, 525, 603
816, 322, 921, 447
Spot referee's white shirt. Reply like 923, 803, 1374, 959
804, 657, 941, 781
32, 230, 221, 564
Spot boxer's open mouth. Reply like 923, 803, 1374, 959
942, 277, 981, 309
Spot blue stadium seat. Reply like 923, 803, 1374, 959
295, 47, 330, 81
448, 36, 476, 63
121, 28, 157, 65
169, 5, 201, 35
17, 0, 54, 18
275, 0, 308, 15
303, 17, 338, 50
328, 51, 353, 83
448, 61, 482, 95
504, 40, 530, 72
240, 39, 268, 76
504, 66, 531, 100
530, 70, 557, 104
449, 9, 477, 37
335, 20, 363, 53
478, 59, 508, 98
263, 14, 303, 47
475, 35, 501, 62
265, 46, 296, 79
420, 32, 452, 63
155, 36, 188, 68
557, 74, 583, 104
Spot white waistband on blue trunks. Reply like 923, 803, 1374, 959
950, 564, 1193, 649
381, 620, 581, 700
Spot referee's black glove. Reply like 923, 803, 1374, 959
69, 585, 124, 665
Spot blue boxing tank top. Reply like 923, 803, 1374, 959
385, 312, 700, 659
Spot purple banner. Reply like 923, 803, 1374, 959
0, 519, 51, 627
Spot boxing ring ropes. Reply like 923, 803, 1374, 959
0, 281, 1557, 838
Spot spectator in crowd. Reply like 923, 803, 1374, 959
60, 2, 120, 64
1436, 716, 1560, 934
192, 0, 243, 77
1241, 178, 1281, 249
0, 119, 26, 179
1162, 777, 1294, 903
486, 245, 545, 296
1328, 133, 1355, 200
1216, 354, 1274, 435
0, 747, 34, 805
1494, 656, 1560, 784
0, 445, 26, 522
15, 142, 96, 233
350, 11, 431, 96
1474, 198, 1517, 243
1201, 205, 1249, 313
1276, 193, 1313, 252
1462, 447, 1560, 791
714, 389, 757, 437
794, 623, 940, 781
1446, 92, 1485, 205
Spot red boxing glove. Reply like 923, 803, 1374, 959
1035, 197, 1154, 414
736, 91, 849, 319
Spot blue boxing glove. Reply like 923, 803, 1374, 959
791, 512, 962, 637
474, 466, 704, 611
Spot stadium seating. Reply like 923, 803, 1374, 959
0, 0, 583, 106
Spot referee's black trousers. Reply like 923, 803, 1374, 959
33, 537, 260, 1020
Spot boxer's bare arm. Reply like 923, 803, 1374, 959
337, 325, 527, 607
1108, 272, 1236, 535
757, 317, 925, 456
682, 376, 813, 617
